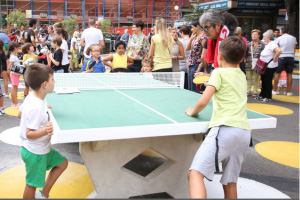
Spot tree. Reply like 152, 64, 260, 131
284, 0, 299, 42
7, 10, 26, 27
1, 14, 7, 28
183, 3, 206, 23
100, 19, 111, 39
62, 17, 78, 36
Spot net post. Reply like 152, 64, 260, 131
180, 71, 185, 89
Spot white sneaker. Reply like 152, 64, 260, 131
262, 98, 271, 102
0, 108, 4, 114
11, 103, 22, 109
272, 90, 277, 95
4, 93, 9, 98
287, 92, 293, 96
35, 190, 49, 199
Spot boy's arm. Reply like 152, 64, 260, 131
49, 53, 60, 66
186, 85, 216, 117
127, 56, 134, 67
26, 122, 53, 139
18, 111, 22, 119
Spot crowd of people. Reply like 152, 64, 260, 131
0, 9, 298, 199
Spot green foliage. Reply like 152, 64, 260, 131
100, 19, 111, 39
62, 17, 78, 36
184, 4, 206, 24
1, 14, 7, 28
7, 10, 27, 27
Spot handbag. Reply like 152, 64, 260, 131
250, 43, 258, 70
254, 58, 273, 75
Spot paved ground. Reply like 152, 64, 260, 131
0, 66, 299, 198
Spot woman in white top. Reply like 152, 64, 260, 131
71, 31, 79, 70
179, 25, 191, 89
258, 30, 282, 102
55, 28, 70, 73
169, 27, 184, 72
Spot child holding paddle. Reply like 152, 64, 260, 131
186, 36, 251, 199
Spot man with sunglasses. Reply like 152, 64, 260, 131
200, 10, 238, 71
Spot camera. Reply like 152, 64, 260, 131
11, 65, 26, 75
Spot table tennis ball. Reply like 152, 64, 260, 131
174, 5, 179, 10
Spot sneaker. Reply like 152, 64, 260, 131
11, 103, 22, 109
261, 98, 271, 102
35, 190, 49, 199
272, 90, 278, 95
287, 92, 293, 96
4, 93, 9, 98
0, 107, 4, 114
284, 92, 287, 95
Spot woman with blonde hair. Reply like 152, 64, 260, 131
71, 31, 80, 70
170, 26, 185, 72
149, 18, 173, 72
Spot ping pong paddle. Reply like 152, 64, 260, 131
193, 75, 210, 84
88, 61, 96, 69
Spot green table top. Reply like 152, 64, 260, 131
46, 88, 270, 131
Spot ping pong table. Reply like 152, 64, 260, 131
46, 72, 276, 198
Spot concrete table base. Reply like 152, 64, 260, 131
79, 134, 203, 198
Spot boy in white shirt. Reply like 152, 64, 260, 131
18, 64, 68, 198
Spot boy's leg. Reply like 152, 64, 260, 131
43, 160, 68, 198
24, 86, 29, 96
188, 170, 207, 198
278, 86, 282, 93
283, 87, 287, 94
223, 183, 237, 199
0, 96, 3, 107
1, 71, 9, 94
23, 184, 36, 199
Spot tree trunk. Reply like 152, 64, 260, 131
285, 0, 299, 42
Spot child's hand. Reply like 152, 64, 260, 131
185, 107, 198, 117
194, 72, 204, 78
47, 104, 52, 109
46, 122, 53, 136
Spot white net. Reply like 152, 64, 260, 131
53, 72, 185, 90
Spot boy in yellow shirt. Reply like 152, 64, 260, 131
22, 43, 38, 99
186, 36, 250, 199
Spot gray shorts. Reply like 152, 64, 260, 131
189, 126, 251, 185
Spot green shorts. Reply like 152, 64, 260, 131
21, 147, 66, 188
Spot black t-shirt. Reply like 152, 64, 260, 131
51, 49, 63, 71
10, 28, 17, 35
22, 29, 35, 44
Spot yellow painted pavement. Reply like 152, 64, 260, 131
0, 162, 94, 198
255, 141, 299, 168
247, 104, 293, 115
272, 95, 299, 104
4, 107, 19, 117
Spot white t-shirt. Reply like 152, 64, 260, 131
275, 34, 297, 58
9, 54, 21, 75
82, 27, 103, 58
61, 39, 69, 65
20, 93, 51, 155
71, 37, 78, 50
260, 41, 278, 68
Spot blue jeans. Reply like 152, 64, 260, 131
188, 64, 199, 93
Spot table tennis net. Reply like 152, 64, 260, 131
53, 72, 185, 90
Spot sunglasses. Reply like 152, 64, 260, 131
200, 25, 214, 31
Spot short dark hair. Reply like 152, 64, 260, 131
281, 27, 289, 34
133, 20, 144, 30
22, 43, 32, 54
24, 63, 54, 91
180, 25, 191, 35
29, 19, 37, 27
274, 29, 280, 32
191, 18, 200, 27
52, 36, 62, 46
219, 36, 246, 65
115, 40, 125, 49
